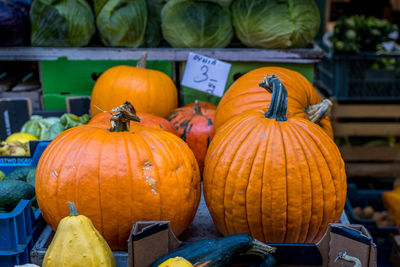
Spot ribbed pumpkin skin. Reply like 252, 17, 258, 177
90, 65, 178, 118
89, 112, 177, 135
203, 110, 346, 243
36, 125, 200, 250
214, 67, 333, 138
168, 102, 216, 173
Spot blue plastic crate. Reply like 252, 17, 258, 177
0, 141, 50, 175
0, 200, 45, 266
315, 50, 400, 102
0, 140, 49, 266
345, 184, 397, 266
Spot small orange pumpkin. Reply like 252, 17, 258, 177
168, 100, 216, 173
214, 67, 333, 138
204, 74, 346, 243
36, 102, 201, 250
89, 110, 177, 135
90, 53, 178, 118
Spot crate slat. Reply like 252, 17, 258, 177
346, 163, 400, 177
340, 146, 400, 162
333, 123, 400, 136
332, 104, 400, 118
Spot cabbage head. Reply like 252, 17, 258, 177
231, 0, 320, 49
30, 0, 95, 46
95, 0, 147, 47
161, 0, 233, 48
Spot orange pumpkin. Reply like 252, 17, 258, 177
90, 54, 178, 118
36, 102, 201, 250
89, 111, 177, 135
204, 74, 346, 243
168, 100, 216, 173
214, 67, 333, 139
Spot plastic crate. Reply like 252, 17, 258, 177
345, 184, 397, 266
40, 59, 173, 110
0, 200, 45, 266
0, 141, 50, 176
315, 51, 400, 101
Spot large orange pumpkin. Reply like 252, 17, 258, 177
203, 74, 346, 243
90, 54, 178, 118
168, 100, 216, 173
36, 102, 200, 250
214, 67, 333, 139
89, 110, 177, 135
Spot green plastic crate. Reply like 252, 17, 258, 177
180, 61, 316, 105
41, 58, 173, 110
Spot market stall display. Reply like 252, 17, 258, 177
1, 0, 400, 266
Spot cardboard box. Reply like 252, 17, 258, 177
126, 222, 376, 267
128, 221, 181, 267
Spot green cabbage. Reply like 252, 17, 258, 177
161, 0, 233, 48
144, 0, 163, 47
231, 0, 320, 49
95, 0, 147, 47
21, 113, 90, 140
30, 0, 95, 47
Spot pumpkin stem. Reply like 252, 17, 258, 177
259, 74, 287, 121
109, 101, 141, 132
136, 52, 147, 69
68, 202, 79, 216
193, 100, 203, 115
306, 99, 332, 123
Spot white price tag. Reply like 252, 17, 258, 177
181, 52, 231, 97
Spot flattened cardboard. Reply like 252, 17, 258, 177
128, 221, 181, 267
0, 98, 31, 140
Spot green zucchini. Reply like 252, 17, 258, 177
150, 233, 276, 267
7, 166, 36, 182
0, 180, 35, 210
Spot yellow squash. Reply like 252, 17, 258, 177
43, 202, 116, 267
158, 257, 193, 267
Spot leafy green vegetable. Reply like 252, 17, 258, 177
161, 0, 233, 48
231, 0, 320, 49
30, 0, 95, 47
21, 113, 90, 140
95, 0, 147, 47
144, 0, 163, 47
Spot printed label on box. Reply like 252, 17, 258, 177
181, 52, 231, 97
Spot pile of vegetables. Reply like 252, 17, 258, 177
20, 113, 90, 140
0, 132, 37, 156
1, 64, 344, 266
26, 0, 320, 48
330, 15, 398, 53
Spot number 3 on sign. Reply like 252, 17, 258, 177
181, 52, 231, 97
193, 65, 208, 83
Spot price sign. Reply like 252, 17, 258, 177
181, 52, 231, 97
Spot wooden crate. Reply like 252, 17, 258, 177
331, 102, 400, 179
